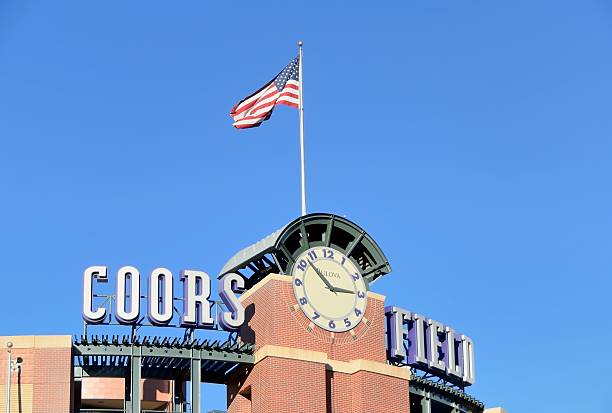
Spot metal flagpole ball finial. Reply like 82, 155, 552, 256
298, 40, 303, 47
6, 341, 12, 349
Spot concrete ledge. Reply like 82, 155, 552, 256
254, 344, 409, 380
239, 274, 287, 303
0, 335, 72, 349
367, 290, 386, 301
34, 336, 72, 348
330, 358, 409, 380
254, 344, 328, 365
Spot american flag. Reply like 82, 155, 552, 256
230, 56, 300, 129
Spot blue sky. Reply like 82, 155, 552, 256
1, 1, 611, 412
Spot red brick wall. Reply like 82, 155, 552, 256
31, 347, 72, 413
351, 370, 410, 413
228, 357, 328, 413
81, 377, 125, 400
238, 276, 388, 362
81, 377, 173, 403
324, 370, 410, 413
0, 337, 72, 413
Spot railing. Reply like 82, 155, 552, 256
143, 411, 188, 413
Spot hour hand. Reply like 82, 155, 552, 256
310, 262, 337, 294
327, 286, 355, 294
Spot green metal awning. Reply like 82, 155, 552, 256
73, 335, 254, 383
219, 212, 392, 289
409, 372, 485, 412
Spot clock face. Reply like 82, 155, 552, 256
291, 246, 367, 332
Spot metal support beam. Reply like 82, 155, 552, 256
176, 379, 186, 412
128, 354, 141, 413
6, 348, 12, 413
191, 358, 201, 413
420, 392, 431, 413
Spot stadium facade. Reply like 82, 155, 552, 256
1, 213, 506, 413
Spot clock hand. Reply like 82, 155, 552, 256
325, 286, 355, 294
310, 262, 337, 294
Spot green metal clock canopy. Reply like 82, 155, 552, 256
219, 213, 392, 289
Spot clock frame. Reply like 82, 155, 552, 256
291, 246, 368, 333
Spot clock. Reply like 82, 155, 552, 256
291, 246, 368, 332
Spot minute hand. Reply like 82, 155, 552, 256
310, 262, 337, 294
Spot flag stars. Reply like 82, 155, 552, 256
274, 56, 300, 91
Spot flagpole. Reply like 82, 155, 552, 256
298, 40, 306, 216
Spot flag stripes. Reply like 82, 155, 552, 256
230, 57, 300, 129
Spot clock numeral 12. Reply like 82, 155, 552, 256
322, 249, 334, 259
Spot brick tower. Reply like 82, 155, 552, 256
226, 274, 410, 413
